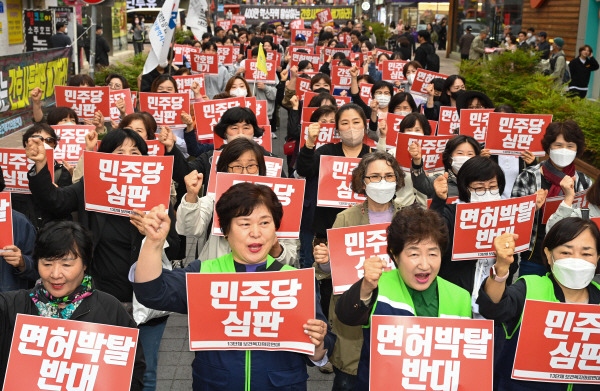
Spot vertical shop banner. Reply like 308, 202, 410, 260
331, 66, 354, 90
3, 314, 139, 391
55, 86, 111, 121
295, 77, 312, 100
459, 109, 495, 142
243, 97, 269, 126
328, 223, 395, 294
83, 151, 174, 216
395, 134, 453, 173
485, 113, 552, 156
316, 9, 333, 26
0, 148, 54, 193
370, 315, 494, 391
190, 52, 219, 75
317, 155, 367, 208
7, 0, 23, 45
512, 300, 600, 384
173, 74, 206, 100
299, 123, 340, 149
212, 173, 305, 238
437, 107, 460, 136
172, 44, 194, 64
139, 92, 190, 129
452, 195, 537, 260
23, 9, 53, 52
542, 191, 589, 224
186, 269, 316, 354
193, 97, 245, 140
51, 125, 94, 166
145, 140, 166, 157
381, 61, 408, 82
290, 29, 314, 45
0, 192, 13, 249
109, 89, 135, 124
244, 60, 278, 84
409, 69, 449, 99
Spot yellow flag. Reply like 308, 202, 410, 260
257, 43, 268, 75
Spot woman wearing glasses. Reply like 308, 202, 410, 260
176, 137, 299, 267
312, 151, 407, 389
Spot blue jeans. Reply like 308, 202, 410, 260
299, 230, 315, 269
139, 320, 168, 391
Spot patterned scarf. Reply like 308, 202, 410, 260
30, 274, 94, 319
542, 159, 576, 198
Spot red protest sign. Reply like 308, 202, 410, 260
193, 97, 245, 140
288, 45, 313, 55
385, 113, 406, 149
323, 47, 352, 60
317, 155, 367, 208
290, 52, 321, 69
334, 95, 351, 107
542, 190, 589, 224
232, 14, 245, 25
212, 173, 305, 238
485, 113, 552, 156
83, 151, 173, 216
452, 195, 537, 260
173, 44, 194, 64
427, 196, 459, 209
296, 77, 312, 100
359, 83, 374, 107
291, 29, 314, 45
139, 93, 190, 129
370, 315, 494, 391
437, 107, 460, 136
217, 45, 237, 66
381, 60, 408, 82
301, 106, 318, 123
55, 86, 111, 121
146, 140, 166, 157
289, 19, 304, 30
131, 91, 137, 108
190, 52, 219, 75
395, 133, 453, 173
409, 69, 449, 98
331, 66, 354, 90
328, 223, 395, 294
316, 9, 333, 26
459, 109, 495, 142
245, 59, 278, 84
243, 97, 269, 126
0, 192, 13, 248
247, 49, 279, 63
0, 148, 54, 193
217, 19, 232, 30
173, 74, 206, 100
512, 299, 600, 384
109, 89, 134, 124
299, 122, 340, 149
213, 127, 273, 153
51, 125, 94, 165
4, 313, 139, 391
376, 49, 394, 62
187, 268, 316, 354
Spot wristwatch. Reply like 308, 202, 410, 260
490, 264, 509, 283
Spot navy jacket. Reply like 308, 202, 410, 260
0, 210, 37, 292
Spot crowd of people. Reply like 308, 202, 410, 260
0, 15, 599, 391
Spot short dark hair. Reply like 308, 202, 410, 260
386, 206, 449, 265
338, 58, 352, 67
440, 75, 466, 106
225, 75, 252, 97
442, 135, 481, 171
402, 61, 422, 78
105, 73, 130, 89
216, 137, 266, 176
494, 104, 516, 113
68, 74, 95, 87
202, 41, 218, 52
541, 120, 586, 158
350, 30, 361, 38
298, 60, 312, 72
308, 92, 337, 108
351, 151, 405, 195
431, 78, 445, 92
456, 156, 505, 203
119, 112, 157, 140
213, 107, 264, 140
46, 106, 79, 126
400, 113, 432, 135
98, 127, 148, 155
310, 105, 337, 122
371, 80, 394, 97
22, 123, 58, 148
56, 22, 66, 31
389, 92, 417, 113
216, 182, 283, 236
357, 74, 375, 85
33, 221, 94, 269
332, 52, 346, 60
151, 75, 178, 93
362, 41, 374, 51
527, 27, 535, 33
417, 30, 431, 42
543, 217, 600, 273
310, 73, 332, 91
335, 103, 367, 130
139, 112, 158, 139
579, 45, 594, 56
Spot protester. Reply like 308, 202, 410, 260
568, 45, 599, 98
424, 74, 466, 121
547, 173, 600, 231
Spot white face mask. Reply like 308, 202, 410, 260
451, 156, 471, 173
549, 148, 577, 168
230, 88, 248, 98
374, 94, 391, 108
527, 32, 532, 37
64, 28, 68, 34
395, 110, 411, 116
551, 256, 596, 290
340, 127, 364, 147
407, 74, 416, 85
469, 190, 501, 203
404, 131, 422, 136
366, 181, 396, 204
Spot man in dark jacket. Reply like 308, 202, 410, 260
401, 25, 416, 57
49, 22, 72, 49
414, 30, 436, 70
457, 26, 474, 60
536, 31, 551, 60
95, 25, 111, 68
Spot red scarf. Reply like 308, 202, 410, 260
542, 159, 576, 198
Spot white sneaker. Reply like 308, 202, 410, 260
271, 132, 278, 139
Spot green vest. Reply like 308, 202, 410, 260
200, 253, 296, 274
368, 270, 472, 327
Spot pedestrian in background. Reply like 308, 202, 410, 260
568, 44, 599, 98
458, 25, 475, 60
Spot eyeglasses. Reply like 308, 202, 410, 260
468, 105, 484, 109
228, 164, 259, 174
364, 174, 397, 183
469, 186, 500, 196
108, 83, 123, 89
29, 135, 59, 145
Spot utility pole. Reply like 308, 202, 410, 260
89, 5, 97, 78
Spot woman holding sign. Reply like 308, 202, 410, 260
335, 206, 472, 390
547, 174, 600, 231
133, 183, 333, 390
478, 217, 600, 391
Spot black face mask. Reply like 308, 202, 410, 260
450, 90, 464, 101
433, 95, 441, 102
313, 88, 330, 94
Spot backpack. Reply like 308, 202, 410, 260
425, 43, 440, 72
549, 53, 571, 84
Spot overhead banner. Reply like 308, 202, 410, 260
23, 9, 53, 52
0, 47, 70, 138
240, 5, 354, 24
126, 0, 166, 9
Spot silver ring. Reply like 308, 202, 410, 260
505, 242, 510, 248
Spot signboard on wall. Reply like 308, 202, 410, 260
7, 0, 23, 44
240, 5, 354, 24
23, 9, 54, 52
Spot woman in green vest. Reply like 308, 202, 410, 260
132, 183, 334, 390
335, 206, 472, 390
478, 217, 600, 391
